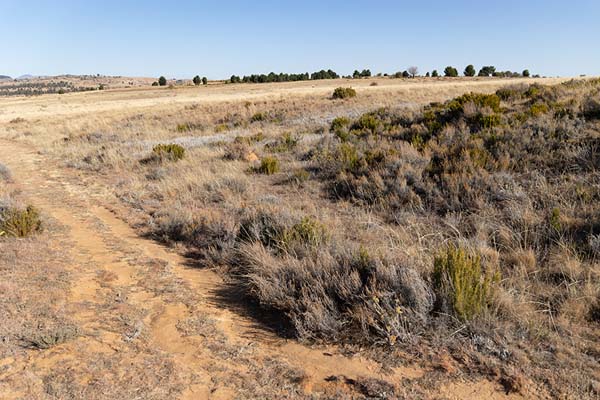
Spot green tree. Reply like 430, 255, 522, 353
478, 66, 496, 77
158, 76, 167, 86
431, 70, 439, 77
202, 77, 208, 85
193, 75, 201, 85
522, 69, 530, 77
464, 64, 476, 77
444, 66, 458, 77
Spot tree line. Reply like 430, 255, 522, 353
229, 69, 340, 84
152, 64, 535, 87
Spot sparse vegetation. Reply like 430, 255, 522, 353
6, 75, 600, 399
332, 87, 356, 99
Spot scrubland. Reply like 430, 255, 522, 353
1, 76, 599, 399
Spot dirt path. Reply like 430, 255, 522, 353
0, 138, 526, 399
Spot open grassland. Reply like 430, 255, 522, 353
1, 76, 599, 399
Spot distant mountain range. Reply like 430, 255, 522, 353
0, 75, 12, 80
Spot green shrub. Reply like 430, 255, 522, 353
336, 143, 360, 172
432, 245, 497, 321
267, 132, 299, 152
152, 143, 185, 162
332, 87, 357, 100
176, 123, 191, 132
234, 132, 264, 145
290, 168, 310, 184
0, 205, 42, 238
158, 76, 167, 86
529, 103, 549, 117
478, 114, 502, 129
447, 92, 501, 114
193, 75, 201, 86
257, 156, 280, 175
281, 217, 329, 251
250, 112, 267, 122
352, 113, 381, 133
330, 116, 351, 132
495, 88, 522, 101
549, 207, 562, 231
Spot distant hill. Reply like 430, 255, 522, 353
0, 75, 11, 80
16, 74, 35, 80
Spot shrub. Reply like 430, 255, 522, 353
432, 245, 498, 321
529, 102, 549, 117
330, 117, 351, 132
447, 92, 501, 114
193, 75, 201, 86
266, 133, 299, 153
431, 70, 439, 77
281, 217, 329, 252
202, 77, 208, 85
257, 156, 280, 175
479, 113, 502, 129
250, 112, 267, 122
522, 69, 530, 77
332, 87, 357, 100
0, 205, 42, 238
152, 143, 185, 162
234, 132, 264, 145
158, 76, 167, 86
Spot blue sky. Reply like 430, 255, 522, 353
2, 0, 599, 79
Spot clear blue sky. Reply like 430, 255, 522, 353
2, 0, 599, 79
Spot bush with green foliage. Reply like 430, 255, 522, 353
330, 116, 351, 132
250, 112, 267, 122
257, 156, 280, 175
431, 70, 439, 77
0, 205, 42, 238
202, 76, 208, 85
332, 87, 357, 100
432, 245, 498, 321
158, 76, 167, 86
522, 69, 530, 77
152, 143, 185, 162
193, 75, 201, 85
